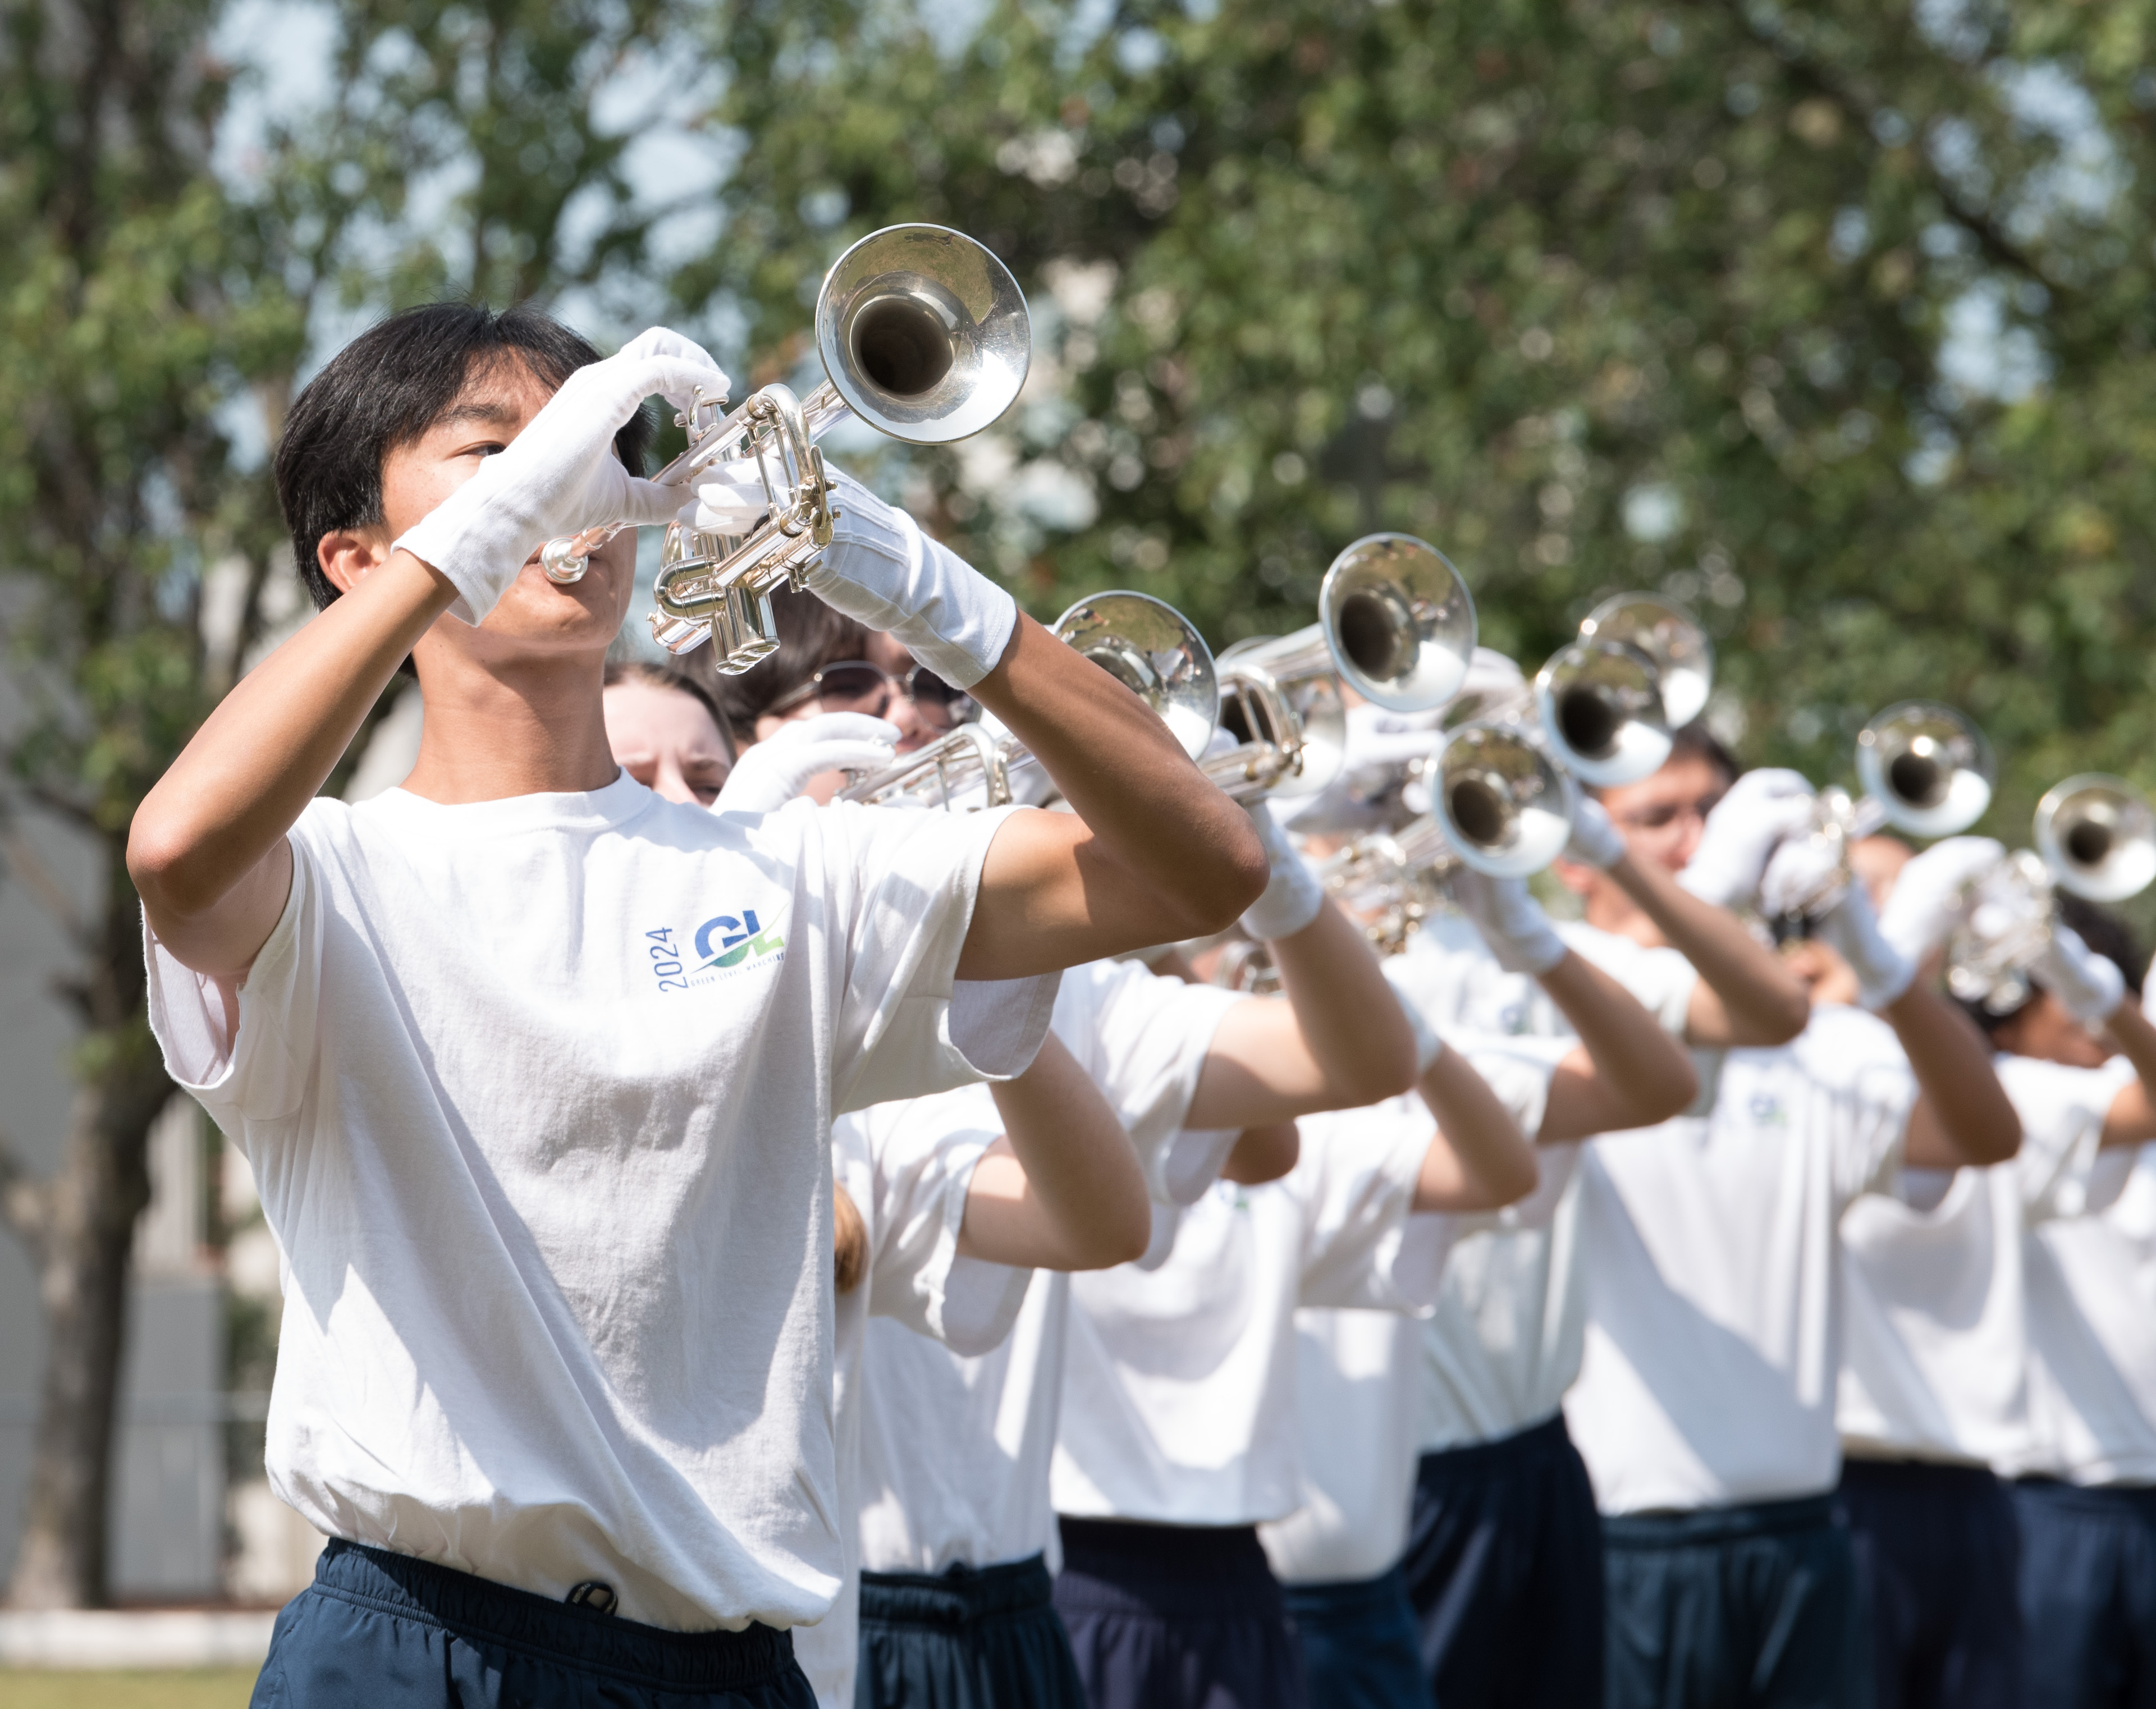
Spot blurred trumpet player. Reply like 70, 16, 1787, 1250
1819, 832, 2156, 1709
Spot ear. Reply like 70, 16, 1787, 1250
318, 526, 393, 597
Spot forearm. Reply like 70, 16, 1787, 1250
1608, 852, 1809, 1044
1536, 952, 1699, 1126
1269, 902, 1420, 1107
130, 553, 454, 924
2098, 1004, 2156, 1147
1413, 1050, 1539, 1212
969, 616, 1266, 936
1887, 984, 2021, 1166
962, 1039, 1150, 1270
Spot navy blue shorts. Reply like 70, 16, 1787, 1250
1399, 1412, 1603, 1708
1280, 1566, 1427, 1709
1051, 1516, 1307, 1709
855, 1552, 1085, 1709
1835, 1457, 2020, 1709
2013, 1477, 2156, 1708
249, 1537, 814, 1709
1602, 1493, 1862, 1709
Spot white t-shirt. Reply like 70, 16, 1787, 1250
1387, 914, 1702, 1450
1838, 1053, 2131, 1468
1565, 1005, 1916, 1515
1261, 1038, 1565, 1586
1053, 1121, 1459, 1528
855, 958, 1247, 1577
795, 1089, 1033, 1709
143, 775, 1056, 1632
2018, 1084, 2156, 1485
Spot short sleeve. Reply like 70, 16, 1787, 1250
144, 829, 319, 1135
828, 804, 1060, 1114
1051, 960, 1247, 1204
1556, 922, 1700, 1037
858, 1089, 1033, 1358
1798, 1007, 1919, 1209
1290, 1115, 1458, 1313
1998, 1053, 2140, 1222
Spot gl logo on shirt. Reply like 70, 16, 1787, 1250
644, 906, 787, 992
1747, 1092, 1788, 1128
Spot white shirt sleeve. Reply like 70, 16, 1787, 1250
1997, 1052, 2141, 1222
825, 803, 1061, 1113
1290, 1115, 1459, 1313
853, 1089, 1033, 1358
143, 822, 322, 1132
1555, 922, 1701, 1037
1051, 959, 1247, 1206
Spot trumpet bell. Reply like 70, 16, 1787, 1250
1534, 639, 1671, 787
1318, 534, 1476, 713
1581, 593, 1714, 728
1215, 630, 1348, 799
1052, 590, 1219, 760
816, 224, 1031, 445
1857, 702, 1994, 837
2036, 773, 2156, 902
1435, 722, 1579, 876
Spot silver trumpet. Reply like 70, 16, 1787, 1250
1946, 776, 2156, 1012
1317, 814, 1460, 956
1772, 702, 1996, 924
1201, 534, 1477, 804
540, 224, 1031, 673
838, 591, 1216, 809
1534, 593, 1716, 788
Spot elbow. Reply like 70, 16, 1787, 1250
126, 817, 206, 918
1962, 1106, 2023, 1169
1066, 1187, 1154, 1272
1173, 814, 1271, 938
1638, 1056, 1702, 1126
1490, 1149, 1541, 1210
1757, 986, 1812, 1047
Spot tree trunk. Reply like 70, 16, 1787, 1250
4, 1027, 173, 1606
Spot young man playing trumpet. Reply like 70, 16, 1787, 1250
128, 305, 1265, 1709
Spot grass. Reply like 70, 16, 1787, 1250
0, 1671, 259, 1708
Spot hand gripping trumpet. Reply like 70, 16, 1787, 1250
1426, 593, 1714, 876
538, 224, 1031, 673
1945, 775, 2156, 1013
1769, 701, 1997, 928
1316, 815, 1462, 957
837, 592, 1217, 809
1201, 534, 1477, 804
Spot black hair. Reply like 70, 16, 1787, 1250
1586, 718, 1740, 801
1957, 891, 2145, 1033
710, 588, 872, 730
273, 303, 656, 613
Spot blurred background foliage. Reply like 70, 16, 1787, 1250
1, 0, 2154, 1598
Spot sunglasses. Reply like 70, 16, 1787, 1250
769, 661, 977, 726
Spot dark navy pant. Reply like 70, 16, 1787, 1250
2013, 1477, 2156, 1708
1601, 1493, 1864, 1709
1399, 1413, 1603, 1708
1280, 1565, 1428, 1709
249, 1537, 813, 1708
1835, 1457, 2020, 1709
854, 1552, 1085, 1709
1052, 1516, 1307, 1709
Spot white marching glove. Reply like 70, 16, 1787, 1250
1239, 804, 1328, 942
1564, 796, 1628, 871
1813, 880, 1916, 1011
1677, 769, 1818, 910
1760, 833, 1847, 922
799, 469, 1018, 690
713, 714, 899, 815
2031, 923, 2127, 1028
679, 450, 770, 536
1877, 837, 2007, 965
1449, 868, 1568, 976
395, 328, 729, 626
1380, 960, 1448, 1072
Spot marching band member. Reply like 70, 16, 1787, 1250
131, 305, 1265, 1709
1260, 865, 1701, 1709
852, 804, 1422, 1709
602, 659, 735, 804
1383, 723, 1814, 1708
1564, 766, 2021, 1709
1831, 841, 2156, 1709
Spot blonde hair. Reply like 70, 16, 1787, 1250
834, 1183, 869, 1295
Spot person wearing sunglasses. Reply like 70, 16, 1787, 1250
763, 658, 976, 750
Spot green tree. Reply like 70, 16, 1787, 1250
686, 0, 2156, 850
